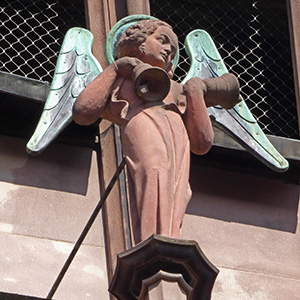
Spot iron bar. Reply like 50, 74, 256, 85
46, 158, 126, 300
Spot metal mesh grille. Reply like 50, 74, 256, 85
0, 0, 86, 83
150, 0, 299, 139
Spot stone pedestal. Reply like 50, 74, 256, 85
109, 234, 219, 300
141, 271, 192, 300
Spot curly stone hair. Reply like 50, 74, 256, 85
116, 19, 172, 58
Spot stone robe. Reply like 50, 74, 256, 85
100, 77, 192, 244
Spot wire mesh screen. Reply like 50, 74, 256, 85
150, 0, 299, 139
0, 0, 86, 83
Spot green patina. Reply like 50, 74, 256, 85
183, 29, 288, 171
26, 27, 102, 155
26, 15, 288, 172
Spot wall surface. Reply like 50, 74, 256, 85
1, 136, 299, 300
182, 163, 300, 299
0, 135, 109, 299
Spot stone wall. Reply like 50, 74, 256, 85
0, 135, 109, 299
183, 164, 300, 299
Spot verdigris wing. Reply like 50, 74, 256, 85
26, 27, 102, 155
182, 29, 288, 172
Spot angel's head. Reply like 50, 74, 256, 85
116, 19, 178, 74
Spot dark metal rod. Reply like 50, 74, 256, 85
46, 158, 126, 299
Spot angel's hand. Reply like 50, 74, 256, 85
114, 57, 143, 79
183, 77, 206, 95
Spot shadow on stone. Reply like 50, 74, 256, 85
0, 292, 49, 300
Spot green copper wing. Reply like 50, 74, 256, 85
26, 27, 102, 155
182, 29, 289, 172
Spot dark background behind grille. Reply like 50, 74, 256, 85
0, 0, 86, 82
150, 0, 299, 139
0, 0, 95, 143
0, 0, 298, 139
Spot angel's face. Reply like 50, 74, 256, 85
137, 26, 178, 70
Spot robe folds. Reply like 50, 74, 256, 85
101, 78, 192, 244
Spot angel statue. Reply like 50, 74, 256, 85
71, 18, 240, 243
26, 15, 288, 245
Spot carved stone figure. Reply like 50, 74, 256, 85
72, 19, 240, 244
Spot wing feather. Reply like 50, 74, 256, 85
183, 29, 288, 172
27, 27, 102, 154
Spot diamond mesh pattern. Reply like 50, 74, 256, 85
0, 0, 86, 83
150, 0, 299, 139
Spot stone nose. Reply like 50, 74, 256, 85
164, 44, 172, 54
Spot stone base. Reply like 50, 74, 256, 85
109, 234, 219, 300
